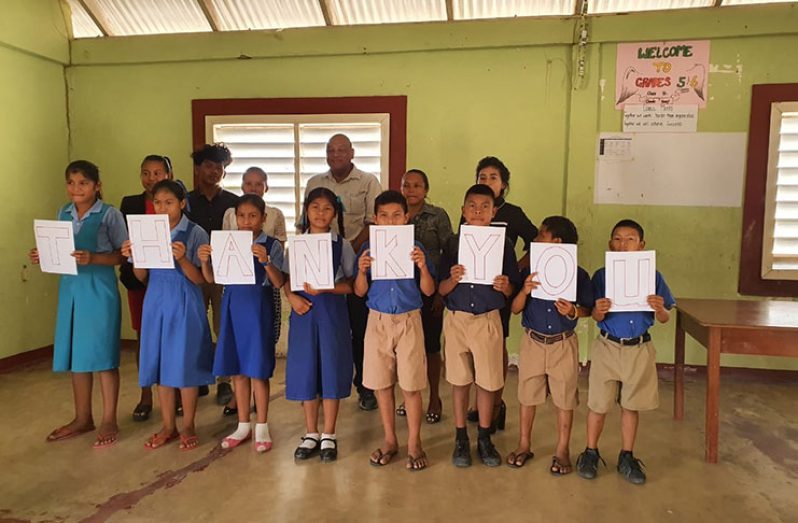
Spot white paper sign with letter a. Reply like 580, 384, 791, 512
605, 251, 656, 312
127, 215, 174, 269
458, 225, 506, 285
369, 225, 414, 281
211, 231, 255, 285
34, 220, 78, 275
289, 233, 334, 292
528, 243, 577, 302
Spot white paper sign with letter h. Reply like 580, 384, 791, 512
369, 225, 415, 281
528, 243, 577, 302
34, 220, 78, 275
127, 214, 174, 269
605, 251, 656, 312
211, 231, 255, 285
458, 225, 506, 285
288, 233, 335, 292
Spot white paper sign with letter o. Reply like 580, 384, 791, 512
528, 243, 577, 302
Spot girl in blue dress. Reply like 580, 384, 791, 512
121, 180, 213, 451
30, 161, 127, 448
198, 194, 285, 453
284, 188, 355, 463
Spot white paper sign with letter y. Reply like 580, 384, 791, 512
458, 225, 505, 285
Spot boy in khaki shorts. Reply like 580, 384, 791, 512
576, 219, 675, 485
507, 216, 594, 474
439, 184, 517, 468
355, 190, 435, 471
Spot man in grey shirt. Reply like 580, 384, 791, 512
303, 134, 382, 411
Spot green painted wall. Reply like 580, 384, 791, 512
0, 0, 69, 359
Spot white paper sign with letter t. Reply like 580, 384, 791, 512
458, 225, 505, 285
127, 214, 174, 269
605, 251, 656, 312
211, 231, 255, 285
528, 243, 578, 302
369, 225, 414, 281
34, 220, 78, 275
288, 233, 334, 292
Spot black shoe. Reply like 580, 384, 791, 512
358, 391, 378, 411
132, 402, 152, 422
576, 448, 605, 480
617, 451, 647, 485
293, 436, 320, 460
216, 382, 233, 406
477, 438, 502, 467
320, 438, 338, 463
222, 405, 238, 417
466, 409, 479, 423
452, 438, 472, 468
198, 385, 209, 397
488, 400, 507, 435
175, 403, 183, 417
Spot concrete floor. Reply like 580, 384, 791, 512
0, 352, 796, 523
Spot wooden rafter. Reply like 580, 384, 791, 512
575, 0, 588, 16
318, 0, 333, 26
196, 0, 220, 31
445, 0, 454, 21
77, 0, 109, 36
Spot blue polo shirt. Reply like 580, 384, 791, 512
356, 240, 433, 315
522, 266, 594, 335
440, 234, 519, 314
592, 267, 675, 339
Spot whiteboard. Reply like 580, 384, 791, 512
594, 132, 747, 207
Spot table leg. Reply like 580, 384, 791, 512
705, 327, 721, 463
674, 312, 685, 421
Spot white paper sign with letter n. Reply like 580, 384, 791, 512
369, 225, 415, 281
289, 233, 335, 292
34, 220, 78, 275
211, 231, 255, 285
606, 251, 656, 312
458, 225, 506, 285
528, 243, 577, 302
127, 214, 174, 269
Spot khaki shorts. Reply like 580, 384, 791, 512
517, 330, 579, 410
587, 336, 659, 414
363, 309, 427, 392
443, 310, 504, 392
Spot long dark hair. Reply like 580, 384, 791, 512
302, 187, 345, 237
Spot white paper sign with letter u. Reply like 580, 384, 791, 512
369, 225, 415, 281
211, 231, 255, 285
605, 251, 656, 312
288, 233, 335, 292
528, 243, 577, 302
458, 225, 506, 285
34, 220, 78, 275
127, 214, 174, 269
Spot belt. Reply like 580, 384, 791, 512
600, 330, 651, 346
526, 329, 575, 345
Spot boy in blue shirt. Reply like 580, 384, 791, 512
355, 190, 435, 471
576, 219, 675, 485
439, 184, 518, 468
508, 216, 594, 473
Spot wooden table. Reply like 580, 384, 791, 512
673, 298, 798, 463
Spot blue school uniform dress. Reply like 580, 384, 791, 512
522, 266, 595, 336
53, 200, 127, 372
213, 233, 284, 380
139, 215, 213, 388
285, 232, 355, 401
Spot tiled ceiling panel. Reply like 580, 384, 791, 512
209, 0, 326, 30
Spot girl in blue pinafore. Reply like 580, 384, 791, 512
198, 194, 285, 453
121, 180, 213, 452
284, 187, 355, 464
29, 160, 127, 448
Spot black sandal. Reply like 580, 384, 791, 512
506, 451, 534, 469
425, 399, 443, 424
319, 438, 338, 463
395, 404, 407, 417
293, 436, 320, 460
132, 402, 152, 422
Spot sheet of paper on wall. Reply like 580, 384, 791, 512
605, 251, 656, 312
288, 232, 335, 292
527, 243, 578, 302
34, 220, 78, 275
210, 231, 256, 285
369, 225, 415, 281
127, 214, 174, 269
597, 136, 633, 161
458, 225, 506, 286
623, 105, 698, 133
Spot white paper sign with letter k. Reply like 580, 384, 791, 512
369, 225, 414, 281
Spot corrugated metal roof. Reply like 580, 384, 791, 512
82, 0, 212, 36
208, 0, 326, 31
326, 0, 447, 25
589, 0, 714, 14
65, 0, 103, 38
722, 0, 797, 5
453, 0, 578, 19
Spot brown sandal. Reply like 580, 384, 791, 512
369, 448, 398, 467
550, 456, 573, 476
406, 451, 428, 471
506, 451, 534, 468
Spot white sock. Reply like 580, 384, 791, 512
255, 422, 271, 443
227, 422, 251, 441
300, 432, 320, 449
321, 433, 336, 450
